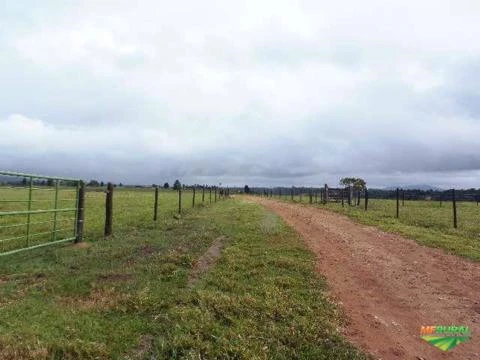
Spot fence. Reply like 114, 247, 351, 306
250, 185, 476, 230
0, 171, 83, 256
0, 171, 231, 256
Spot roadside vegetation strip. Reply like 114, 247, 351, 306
151, 200, 367, 359
0, 199, 367, 359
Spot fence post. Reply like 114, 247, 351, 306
364, 188, 368, 211
104, 182, 113, 237
324, 184, 329, 204
357, 191, 361, 206
309, 190, 313, 204
291, 188, 293, 201
178, 188, 182, 214
402, 190, 405, 206
452, 189, 457, 228
209, 187, 212, 203
202, 185, 205, 203
396, 188, 400, 218
215, 187, 217, 202
75, 181, 85, 243
153, 186, 159, 221
341, 188, 345, 207
192, 186, 196, 208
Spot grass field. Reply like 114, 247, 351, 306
276, 194, 480, 262
0, 187, 213, 254
0, 195, 366, 359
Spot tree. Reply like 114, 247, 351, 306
87, 180, 100, 187
163, 182, 170, 189
22, 177, 27, 186
100, 181, 105, 187
340, 177, 366, 206
46, 179, 54, 187
339, 177, 366, 190
244, 185, 250, 194
173, 179, 181, 190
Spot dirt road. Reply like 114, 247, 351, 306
251, 198, 480, 359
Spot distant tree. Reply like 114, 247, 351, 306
152, 184, 157, 188
163, 182, 170, 189
100, 181, 105, 187
22, 177, 27, 186
340, 177, 366, 190
173, 179, 181, 190
119, 183, 123, 187
46, 179, 54, 187
244, 185, 250, 194
340, 177, 366, 206
88, 180, 100, 187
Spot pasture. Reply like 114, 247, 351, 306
0, 191, 366, 359
0, 186, 211, 255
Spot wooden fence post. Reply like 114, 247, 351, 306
75, 181, 85, 243
202, 185, 205, 203
215, 187, 217, 202
402, 190, 405, 206
364, 188, 368, 211
192, 186, 196, 208
291, 188, 293, 201
104, 182, 113, 237
153, 186, 159, 221
178, 188, 182, 214
452, 189, 457, 228
324, 184, 329, 204
396, 188, 400, 218
309, 190, 313, 204
341, 188, 345, 207
209, 186, 212, 203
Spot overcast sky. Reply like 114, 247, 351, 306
1, 1, 480, 188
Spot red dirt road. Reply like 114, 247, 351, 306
252, 198, 480, 360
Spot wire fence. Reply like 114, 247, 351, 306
250, 185, 479, 230
0, 171, 231, 256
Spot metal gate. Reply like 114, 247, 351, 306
0, 171, 84, 256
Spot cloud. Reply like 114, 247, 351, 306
1, 1, 480, 187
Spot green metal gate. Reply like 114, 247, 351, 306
0, 171, 84, 256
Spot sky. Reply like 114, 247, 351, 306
1, 1, 480, 188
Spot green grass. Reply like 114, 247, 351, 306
0, 197, 366, 359
278, 194, 480, 262
0, 187, 211, 253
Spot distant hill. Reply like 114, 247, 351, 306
384, 184, 444, 191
